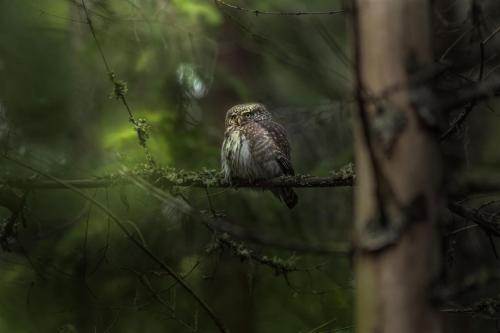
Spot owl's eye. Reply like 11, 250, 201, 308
244, 113, 251, 118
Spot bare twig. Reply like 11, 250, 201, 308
440, 298, 500, 320
440, 102, 476, 141
439, 27, 472, 62
447, 224, 478, 236
448, 202, 500, 237
213, 0, 344, 16
483, 25, 500, 46
440, 21, 496, 141
203, 215, 350, 255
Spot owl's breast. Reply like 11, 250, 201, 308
221, 129, 257, 181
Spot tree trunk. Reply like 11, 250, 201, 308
352, 1, 444, 333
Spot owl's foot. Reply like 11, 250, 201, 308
227, 177, 257, 189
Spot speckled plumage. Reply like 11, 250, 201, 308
221, 103, 298, 209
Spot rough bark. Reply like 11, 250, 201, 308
352, 1, 444, 333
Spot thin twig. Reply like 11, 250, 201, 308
448, 202, 500, 237
440, 102, 476, 141
204, 215, 350, 255
440, 18, 492, 141
213, 0, 344, 16
447, 224, 478, 236
439, 27, 472, 62
483, 25, 500, 45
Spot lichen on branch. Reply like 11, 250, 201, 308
2, 163, 356, 190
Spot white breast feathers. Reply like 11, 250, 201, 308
221, 129, 255, 182
221, 128, 284, 183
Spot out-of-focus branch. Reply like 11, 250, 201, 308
203, 215, 351, 256
205, 232, 301, 275
439, 6, 494, 142
440, 298, 500, 320
448, 202, 500, 237
440, 102, 476, 141
6, 165, 500, 197
438, 80, 500, 113
213, 0, 345, 16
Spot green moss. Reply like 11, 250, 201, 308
108, 72, 128, 100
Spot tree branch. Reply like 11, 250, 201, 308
203, 215, 351, 256
2, 168, 355, 190
437, 79, 500, 112
448, 202, 500, 237
213, 0, 345, 16
439, 102, 476, 141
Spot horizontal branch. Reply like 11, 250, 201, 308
214, 0, 345, 16
4, 167, 500, 196
440, 299, 500, 320
2, 167, 355, 190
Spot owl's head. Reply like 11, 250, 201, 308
225, 103, 272, 127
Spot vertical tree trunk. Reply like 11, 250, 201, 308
352, 1, 444, 333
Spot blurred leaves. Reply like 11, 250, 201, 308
172, 0, 222, 25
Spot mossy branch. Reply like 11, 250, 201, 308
5, 164, 500, 195
2, 164, 356, 190
206, 232, 300, 275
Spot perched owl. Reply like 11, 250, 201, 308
221, 103, 298, 209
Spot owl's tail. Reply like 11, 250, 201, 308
271, 187, 298, 209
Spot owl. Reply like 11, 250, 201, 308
221, 103, 298, 209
